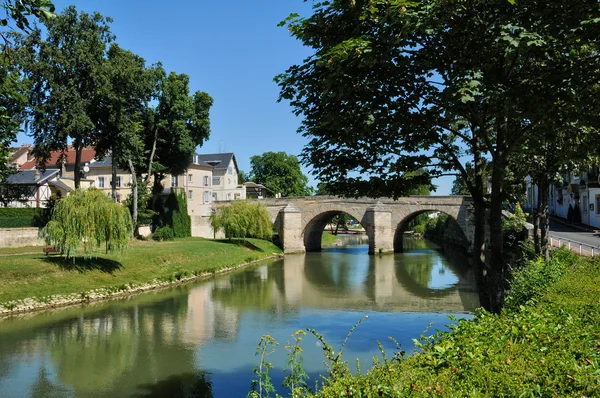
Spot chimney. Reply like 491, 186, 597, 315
34, 169, 40, 182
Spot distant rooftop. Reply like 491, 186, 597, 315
3, 169, 60, 185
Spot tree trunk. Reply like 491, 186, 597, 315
144, 126, 159, 184
111, 160, 118, 202
539, 180, 550, 260
487, 157, 507, 314
533, 176, 543, 255
74, 138, 83, 189
470, 144, 491, 312
128, 158, 138, 237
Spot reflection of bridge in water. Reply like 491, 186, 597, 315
277, 250, 479, 313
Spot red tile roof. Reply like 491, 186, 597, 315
20, 146, 96, 170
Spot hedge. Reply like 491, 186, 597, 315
0, 208, 42, 228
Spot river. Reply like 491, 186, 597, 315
0, 236, 479, 397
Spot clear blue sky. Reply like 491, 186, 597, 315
17, 0, 454, 195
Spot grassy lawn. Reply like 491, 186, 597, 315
0, 237, 282, 303
321, 231, 340, 246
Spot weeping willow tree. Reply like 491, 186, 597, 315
210, 201, 272, 240
41, 188, 132, 259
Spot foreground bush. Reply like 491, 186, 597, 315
250, 250, 600, 397
210, 201, 272, 240
41, 189, 132, 259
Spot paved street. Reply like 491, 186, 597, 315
548, 218, 600, 253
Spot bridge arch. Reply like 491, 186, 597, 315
393, 210, 470, 253
303, 209, 366, 252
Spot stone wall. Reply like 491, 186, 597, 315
0, 227, 45, 247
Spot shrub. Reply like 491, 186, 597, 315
505, 247, 579, 310
152, 226, 174, 241
210, 201, 273, 240
0, 207, 42, 228
171, 190, 191, 238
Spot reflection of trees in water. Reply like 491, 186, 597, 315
211, 265, 275, 310
133, 371, 213, 398
303, 253, 356, 291
49, 314, 138, 392
402, 257, 436, 288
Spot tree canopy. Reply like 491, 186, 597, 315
41, 188, 132, 260
249, 152, 312, 197
277, 0, 600, 312
141, 66, 213, 192
21, 5, 114, 188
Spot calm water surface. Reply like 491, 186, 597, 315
0, 236, 479, 397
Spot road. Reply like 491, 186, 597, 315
548, 218, 600, 252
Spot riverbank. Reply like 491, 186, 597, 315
321, 231, 340, 246
308, 248, 600, 397
0, 237, 283, 316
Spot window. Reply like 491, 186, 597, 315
129, 176, 133, 185
203, 191, 210, 203
583, 195, 588, 214
227, 193, 231, 200
188, 173, 193, 183
234, 193, 240, 200
212, 176, 221, 185
97, 176, 105, 188
227, 166, 233, 175
188, 190, 193, 200
171, 175, 178, 187
212, 192, 218, 201
112, 176, 123, 188
203, 176, 210, 186
596, 195, 600, 215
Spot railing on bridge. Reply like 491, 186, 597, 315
549, 235, 600, 257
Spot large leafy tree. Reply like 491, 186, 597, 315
95, 44, 155, 232
277, 0, 600, 312
249, 152, 312, 197
141, 67, 213, 193
0, 47, 27, 181
21, 5, 114, 189
1, 0, 53, 183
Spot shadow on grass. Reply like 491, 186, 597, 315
133, 372, 213, 398
213, 239, 265, 252
42, 257, 123, 274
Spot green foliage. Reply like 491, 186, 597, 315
248, 335, 278, 398
283, 330, 309, 397
152, 226, 174, 241
21, 5, 114, 188
40, 189, 132, 259
249, 152, 312, 197
303, 254, 600, 397
505, 247, 579, 310
170, 190, 191, 238
503, 202, 527, 249
1, 0, 55, 32
124, 179, 155, 226
142, 68, 213, 180
210, 201, 273, 240
0, 207, 42, 228
0, 48, 28, 180
32, 193, 61, 227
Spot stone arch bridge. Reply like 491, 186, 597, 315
200, 196, 475, 255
